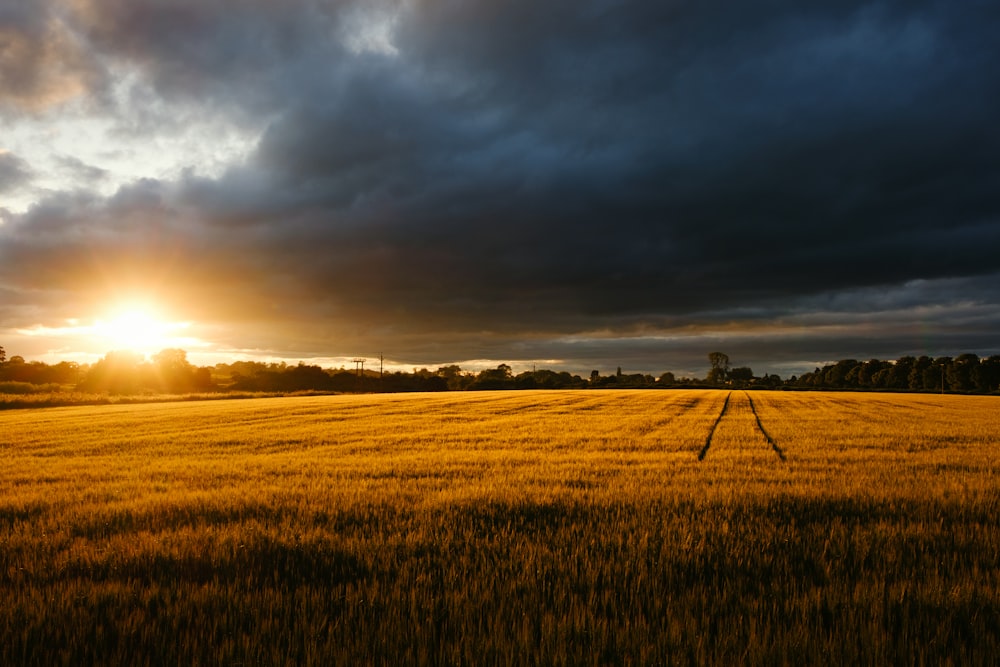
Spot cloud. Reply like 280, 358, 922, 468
1, 0, 999, 373
0, 2, 103, 114
0, 151, 34, 194
55, 155, 108, 184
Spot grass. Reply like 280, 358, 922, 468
1, 390, 998, 665
0, 388, 310, 410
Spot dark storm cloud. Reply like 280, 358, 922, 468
55, 156, 108, 185
229, 1, 1000, 336
2, 0, 999, 370
0, 1, 102, 113
0, 152, 33, 194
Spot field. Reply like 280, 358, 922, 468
2, 389, 999, 665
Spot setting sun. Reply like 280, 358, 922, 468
91, 305, 191, 355
11, 299, 216, 364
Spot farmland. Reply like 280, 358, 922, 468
1, 390, 999, 665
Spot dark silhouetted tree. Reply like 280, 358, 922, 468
436, 365, 472, 390
882, 356, 915, 390
974, 355, 1000, 392
473, 364, 514, 389
759, 373, 783, 388
729, 367, 754, 387
926, 357, 952, 392
707, 352, 730, 384
859, 359, 890, 386
1, 356, 30, 382
909, 356, 933, 390
947, 353, 979, 393
825, 359, 859, 388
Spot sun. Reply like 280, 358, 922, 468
12, 298, 210, 362
92, 303, 192, 355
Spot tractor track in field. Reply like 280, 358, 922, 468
697, 391, 786, 461
745, 391, 786, 461
697, 392, 731, 461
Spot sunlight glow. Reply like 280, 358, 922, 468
93, 306, 191, 354
15, 302, 204, 359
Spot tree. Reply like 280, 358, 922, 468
759, 373, 783, 388
825, 359, 859, 388
924, 357, 951, 393
882, 356, 915, 390
947, 353, 979, 393
436, 365, 462, 379
909, 356, 933, 390
436, 365, 471, 390
152, 348, 214, 392
707, 352, 730, 384
974, 355, 1000, 393
472, 364, 514, 389
1, 355, 28, 382
153, 348, 195, 392
728, 367, 754, 387
859, 359, 890, 386
77, 351, 145, 394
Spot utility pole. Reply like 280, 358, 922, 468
352, 358, 365, 391
379, 354, 384, 379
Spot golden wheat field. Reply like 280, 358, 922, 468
2, 389, 999, 665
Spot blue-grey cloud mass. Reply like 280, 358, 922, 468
1, 0, 999, 375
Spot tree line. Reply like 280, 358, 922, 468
1, 344, 999, 396
788, 354, 1000, 393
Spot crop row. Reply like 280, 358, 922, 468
1, 390, 998, 664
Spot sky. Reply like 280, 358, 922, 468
1, 0, 999, 378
